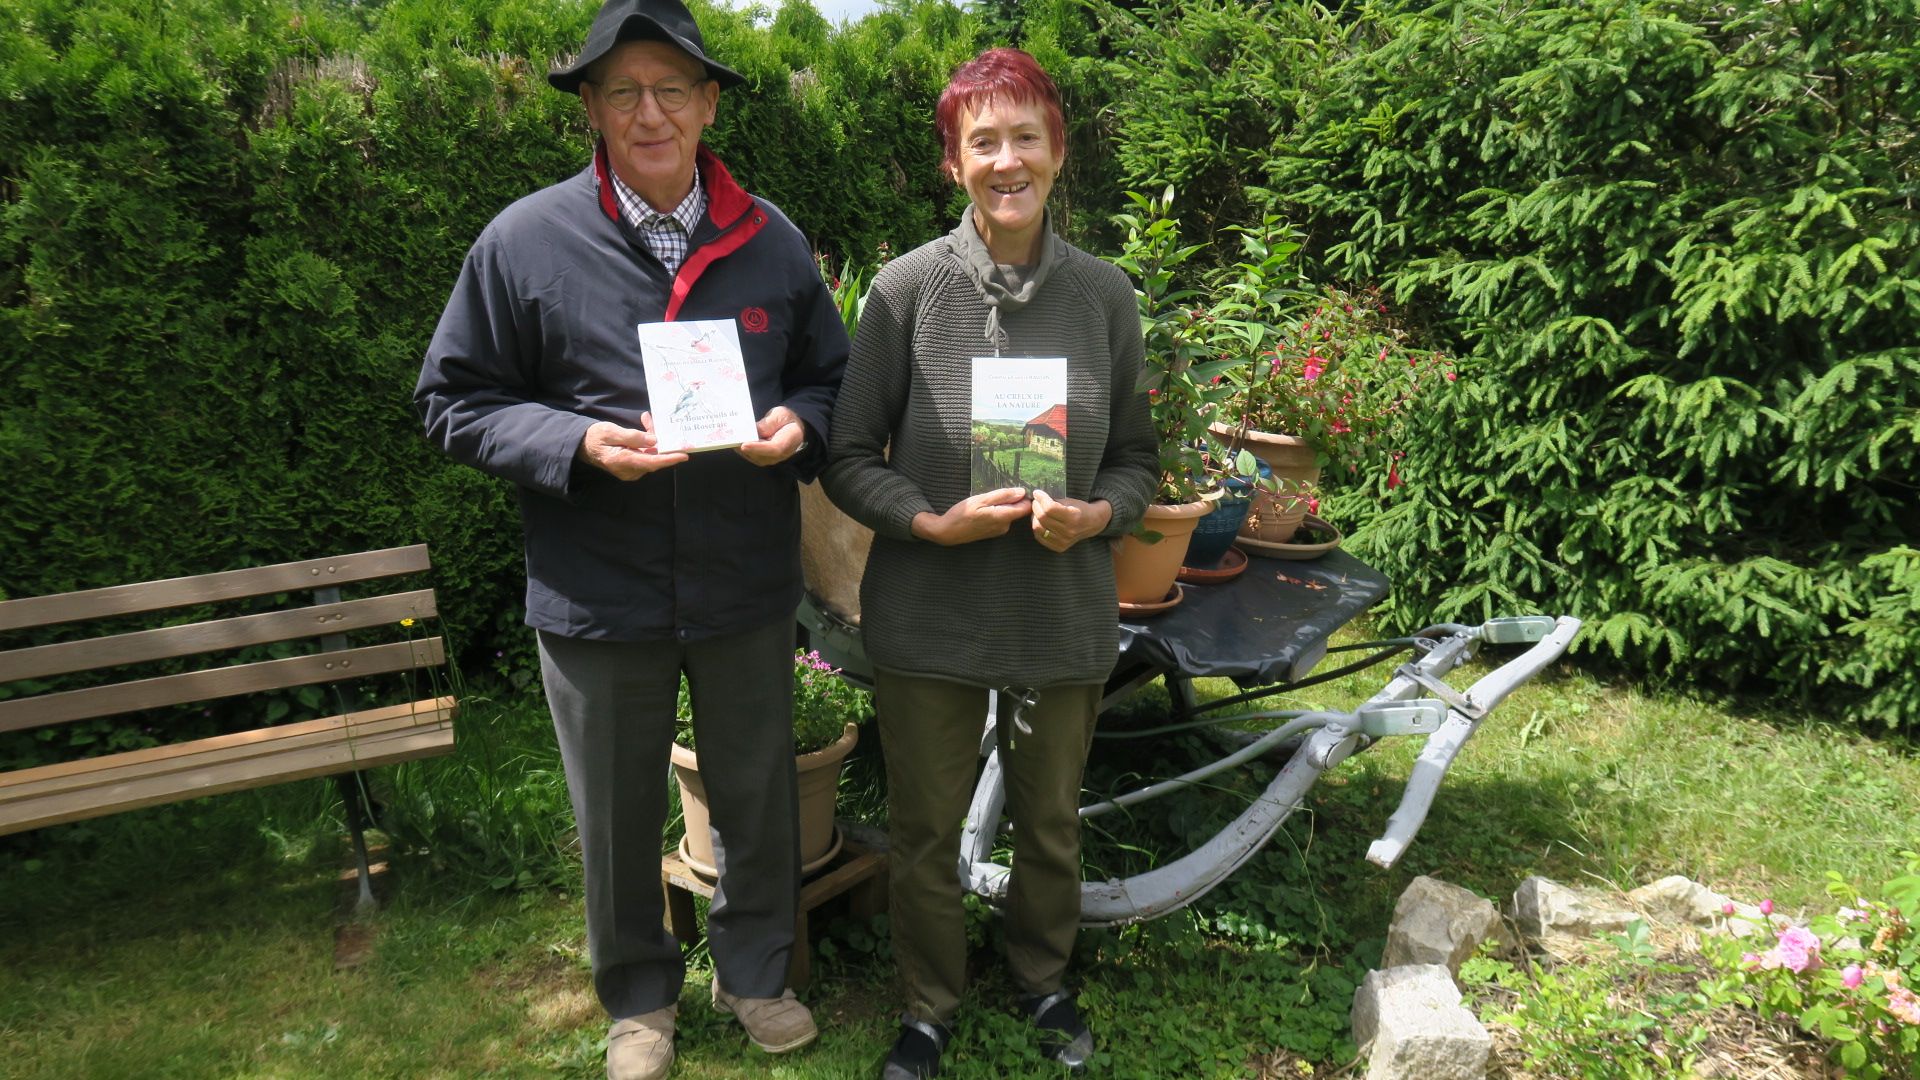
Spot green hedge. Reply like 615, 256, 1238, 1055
0, 0, 1061, 774
7, 0, 1915, 747
1262, 0, 1920, 726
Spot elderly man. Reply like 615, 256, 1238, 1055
414, 1, 846, 1076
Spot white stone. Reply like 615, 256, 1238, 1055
1351, 965, 1490, 1080
1627, 875, 1733, 925
1382, 875, 1507, 976
1511, 875, 1637, 938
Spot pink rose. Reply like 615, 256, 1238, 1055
1765, 926, 1821, 974
1842, 964, 1864, 990
1888, 986, 1920, 1026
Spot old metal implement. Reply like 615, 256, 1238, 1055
798, 490, 1580, 926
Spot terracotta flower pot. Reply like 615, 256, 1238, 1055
1241, 487, 1311, 543
673, 721, 859, 880
1113, 498, 1215, 604
1207, 423, 1321, 489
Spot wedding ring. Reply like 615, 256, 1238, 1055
1041, 529, 1054, 541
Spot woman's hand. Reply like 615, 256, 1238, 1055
911, 488, 1033, 546
1030, 490, 1112, 553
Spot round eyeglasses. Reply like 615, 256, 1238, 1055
591, 76, 707, 114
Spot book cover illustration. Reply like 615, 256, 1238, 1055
636, 319, 759, 452
969, 356, 1068, 496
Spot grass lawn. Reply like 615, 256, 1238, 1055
2, 621, 1915, 1078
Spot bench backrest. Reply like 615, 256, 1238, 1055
0, 545, 453, 834
0, 545, 444, 735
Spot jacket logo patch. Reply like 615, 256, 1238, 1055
740, 306, 770, 333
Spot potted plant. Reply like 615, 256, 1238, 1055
1207, 214, 1452, 495
1182, 446, 1317, 568
1106, 188, 1234, 606
671, 649, 868, 878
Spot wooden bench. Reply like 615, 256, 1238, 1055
0, 545, 457, 903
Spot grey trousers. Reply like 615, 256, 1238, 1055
874, 671, 1101, 1025
538, 620, 801, 1020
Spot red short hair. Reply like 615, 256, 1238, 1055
935, 48, 1066, 179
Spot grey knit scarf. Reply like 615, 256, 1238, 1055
942, 207, 1066, 355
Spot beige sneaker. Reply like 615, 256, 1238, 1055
606, 1005, 676, 1080
711, 983, 818, 1053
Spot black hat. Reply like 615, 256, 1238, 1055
548, 0, 743, 94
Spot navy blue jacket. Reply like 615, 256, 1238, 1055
417, 144, 848, 642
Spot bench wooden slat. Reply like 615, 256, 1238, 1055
0, 701, 456, 834
0, 590, 439, 683
0, 545, 431, 632
0, 697, 456, 796
0, 638, 446, 733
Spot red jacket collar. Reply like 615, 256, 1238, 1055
593, 141, 753, 229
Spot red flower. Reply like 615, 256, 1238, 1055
1387, 462, 1402, 490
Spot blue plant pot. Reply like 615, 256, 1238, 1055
1183, 494, 1252, 569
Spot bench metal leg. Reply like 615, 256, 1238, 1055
336, 771, 379, 913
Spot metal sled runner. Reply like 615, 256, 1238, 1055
799, 547, 1580, 927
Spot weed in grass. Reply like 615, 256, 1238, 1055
378, 683, 579, 894
1464, 921, 1723, 1077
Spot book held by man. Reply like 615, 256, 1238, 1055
969, 357, 1069, 496
637, 319, 759, 452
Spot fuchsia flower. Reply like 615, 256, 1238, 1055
1842, 964, 1865, 990
1386, 462, 1402, 490
1302, 353, 1324, 381
1761, 899, 1775, 916
1722, 902, 1737, 916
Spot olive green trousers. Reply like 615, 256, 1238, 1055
874, 670, 1100, 1025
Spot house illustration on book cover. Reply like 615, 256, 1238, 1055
1023, 403, 1068, 458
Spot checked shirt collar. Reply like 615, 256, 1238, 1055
608, 164, 706, 275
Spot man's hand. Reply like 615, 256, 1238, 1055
1030, 490, 1113, 553
577, 415, 689, 480
737, 405, 807, 466
911, 488, 1033, 546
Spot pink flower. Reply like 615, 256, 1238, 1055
1760, 899, 1775, 916
1306, 496, 1320, 514
1764, 926, 1821, 973
1742, 952, 1762, 968
1722, 902, 1736, 916
1888, 986, 1920, 1026
1303, 354, 1324, 381
1842, 965, 1865, 990
1838, 906, 1868, 922
1444, 370, 1458, 382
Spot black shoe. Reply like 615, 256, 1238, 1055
1023, 991, 1093, 1073
880, 1014, 949, 1079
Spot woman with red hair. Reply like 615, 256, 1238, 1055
823, 47, 1157, 1079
